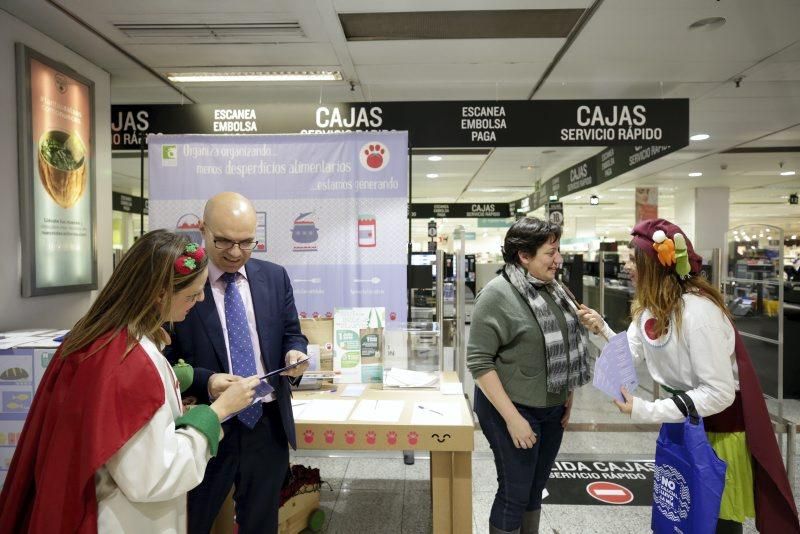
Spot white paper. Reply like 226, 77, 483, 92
440, 382, 463, 395
0, 336, 46, 350
15, 339, 61, 348
340, 384, 367, 397
410, 401, 463, 425
0, 330, 55, 338
293, 399, 356, 422
350, 399, 405, 422
291, 399, 311, 419
384, 368, 439, 388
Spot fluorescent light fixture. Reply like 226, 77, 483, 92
781, 170, 796, 176
166, 71, 343, 82
426, 173, 439, 179
549, 195, 558, 201
792, 235, 797, 240
688, 172, 703, 177
690, 133, 710, 141
427, 156, 442, 162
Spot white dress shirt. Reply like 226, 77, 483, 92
207, 261, 275, 403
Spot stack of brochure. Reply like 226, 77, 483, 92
383, 367, 439, 388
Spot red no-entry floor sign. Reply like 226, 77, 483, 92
586, 481, 634, 504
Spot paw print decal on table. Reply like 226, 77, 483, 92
324, 430, 335, 444
407, 431, 419, 445
345, 430, 356, 445
303, 429, 314, 444
387, 431, 397, 445
366, 431, 377, 445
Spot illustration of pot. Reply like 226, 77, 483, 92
37, 129, 87, 209
291, 212, 319, 243
176, 214, 204, 245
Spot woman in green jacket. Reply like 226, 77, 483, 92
467, 217, 592, 534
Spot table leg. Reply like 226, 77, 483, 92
431, 451, 473, 534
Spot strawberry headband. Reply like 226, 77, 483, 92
630, 218, 702, 279
174, 242, 206, 275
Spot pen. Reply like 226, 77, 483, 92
417, 405, 443, 415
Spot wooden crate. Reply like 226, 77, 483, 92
278, 486, 322, 534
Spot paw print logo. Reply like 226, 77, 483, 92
345, 430, 356, 445
389, 311, 397, 321
299, 311, 307, 318
407, 431, 419, 445
366, 431, 377, 445
359, 142, 390, 171
324, 430, 335, 444
303, 429, 315, 444
312, 311, 319, 319
387, 431, 397, 445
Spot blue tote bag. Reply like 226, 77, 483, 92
652, 393, 727, 534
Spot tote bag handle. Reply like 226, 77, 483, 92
671, 392, 700, 425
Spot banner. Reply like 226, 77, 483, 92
148, 132, 409, 322
113, 99, 689, 149
635, 187, 658, 222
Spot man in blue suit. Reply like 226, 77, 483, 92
165, 192, 308, 534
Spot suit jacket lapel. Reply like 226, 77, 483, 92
247, 261, 273, 372
196, 282, 230, 372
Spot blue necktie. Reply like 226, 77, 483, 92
222, 272, 262, 428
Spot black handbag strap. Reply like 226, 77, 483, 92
671, 392, 700, 425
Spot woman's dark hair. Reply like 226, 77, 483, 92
502, 217, 562, 264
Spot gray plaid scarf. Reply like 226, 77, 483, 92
504, 263, 591, 393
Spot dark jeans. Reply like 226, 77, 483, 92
475, 387, 566, 531
188, 401, 289, 534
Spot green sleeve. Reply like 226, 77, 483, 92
174, 405, 221, 456
467, 284, 509, 379
172, 359, 194, 393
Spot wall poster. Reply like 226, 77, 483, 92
16, 44, 96, 296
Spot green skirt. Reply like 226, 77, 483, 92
706, 431, 755, 522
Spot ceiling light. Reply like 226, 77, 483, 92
690, 133, 710, 141
574, 195, 582, 200
549, 195, 558, 201
589, 195, 599, 206
520, 165, 536, 170
427, 156, 442, 162
688, 172, 703, 177
688, 17, 726, 31
426, 173, 439, 179
781, 171, 796, 176
792, 235, 798, 240
166, 70, 343, 82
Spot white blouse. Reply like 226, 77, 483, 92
95, 336, 214, 534
627, 293, 738, 423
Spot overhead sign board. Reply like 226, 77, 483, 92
409, 203, 511, 219
111, 99, 689, 150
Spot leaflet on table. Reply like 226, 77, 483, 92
291, 399, 356, 422
333, 307, 385, 384
410, 402, 464, 425
592, 332, 639, 402
350, 399, 405, 422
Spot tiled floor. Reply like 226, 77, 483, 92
290, 382, 800, 533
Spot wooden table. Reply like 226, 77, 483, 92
293, 372, 474, 534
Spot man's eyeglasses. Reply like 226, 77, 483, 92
212, 238, 259, 251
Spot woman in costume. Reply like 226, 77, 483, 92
467, 217, 592, 534
579, 218, 799, 534
0, 229, 261, 534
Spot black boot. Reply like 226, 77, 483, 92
715, 519, 743, 534
521, 509, 541, 534
489, 524, 520, 534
